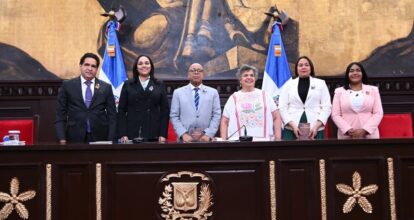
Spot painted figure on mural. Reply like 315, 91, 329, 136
97, 0, 299, 78
0, 43, 59, 80
361, 25, 414, 76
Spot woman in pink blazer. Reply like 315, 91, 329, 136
332, 62, 383, 139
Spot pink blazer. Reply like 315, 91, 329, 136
331, 84, 383, 139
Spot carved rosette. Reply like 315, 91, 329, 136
158, 171, 214, 220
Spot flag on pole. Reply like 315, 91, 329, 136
99, 20, 127, 106
262, 22, 291, 106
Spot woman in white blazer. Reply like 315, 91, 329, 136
279, 56, 332, 140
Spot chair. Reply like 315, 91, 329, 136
324, 118, 337, 139
0, 115, 39, 144
378, 113, 413, 138
167, 120, 177, 142
324, 118, 331, 139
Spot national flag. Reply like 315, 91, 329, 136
99, 20, 127, 106
262, 22, 291, 106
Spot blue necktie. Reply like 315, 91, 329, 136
194, 88, 199, 111
85, 80, 92, 132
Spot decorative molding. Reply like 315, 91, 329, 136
336, 171, 378, 214
323, 77, 414, 95
387, 158, 397, 220
1, 77, 413, 99
164, 80, 240, 97
158, 171, 214, 220
0, 177, 36, 219
165, 77, 414, 96
0, 80, 61, 98
46, 164, 52, 220
319, 159, 327, 220
96, 163, 102, 220
162, 171, 210, 182
269, 161, 276, 220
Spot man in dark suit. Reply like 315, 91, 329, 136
55, 53, 117, 143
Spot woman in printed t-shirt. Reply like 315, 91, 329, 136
220, 64, 282, 141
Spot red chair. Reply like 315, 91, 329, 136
324, 118, 337, 139
167, 120, 177, 142
0, 115, 39, 144
378, 113, 413, 138
324, 124, 329, 139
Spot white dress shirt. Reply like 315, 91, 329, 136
140, 76, 150, 90
80, 76, 95, 101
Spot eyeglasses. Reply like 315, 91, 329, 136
189, 69, 204, 73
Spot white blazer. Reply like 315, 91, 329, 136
279, 76, 332, 131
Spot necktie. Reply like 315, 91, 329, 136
85, 80, 92, 108
194, 88, 199, 111
85, 80, 92, 132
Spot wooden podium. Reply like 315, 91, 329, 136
0, 139, 413, 220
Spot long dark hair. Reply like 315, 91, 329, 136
132, 55, 158, 84
343, 62, 369, 90
294, 56, 315, 78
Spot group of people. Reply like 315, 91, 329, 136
55, 53, 383, 143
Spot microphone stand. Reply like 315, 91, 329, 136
133, 126, 144, 143
239, 125, 253, 142
227, 125, 253, 142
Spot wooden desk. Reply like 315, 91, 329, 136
0, 139, 413, 220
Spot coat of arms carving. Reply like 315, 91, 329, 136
158, 171, 213, 220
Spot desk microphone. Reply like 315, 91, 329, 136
227, 125, 253, 142
133, 126, 144, 143
239, 125, 253, 142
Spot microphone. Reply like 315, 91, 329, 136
227, 125, 253, 141
239, 126, 253, 142
133, 126, 144, 143
133, 126, 158, 143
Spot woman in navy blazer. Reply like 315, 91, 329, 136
279, 56, 332, 140
117, 55, 169, 142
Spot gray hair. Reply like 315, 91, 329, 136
236, 64, 258, 80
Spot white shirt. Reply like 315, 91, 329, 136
80, 76, 95, 101
350, 90, 364, 112
223, 89, 277, 139
189, 83, 203, 96
140, 76, 150, 90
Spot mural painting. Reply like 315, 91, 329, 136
97, 0, 298, 79
0, 0, 413, 80
0, 43, 58, 80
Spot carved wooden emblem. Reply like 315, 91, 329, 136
158, 171, 213, 220
0, 177, 36, 219
172, 182, 198, 211
336, 171, 378, 214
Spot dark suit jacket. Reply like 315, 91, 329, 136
55, 77, 117, 142
117, 79, 169, 139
